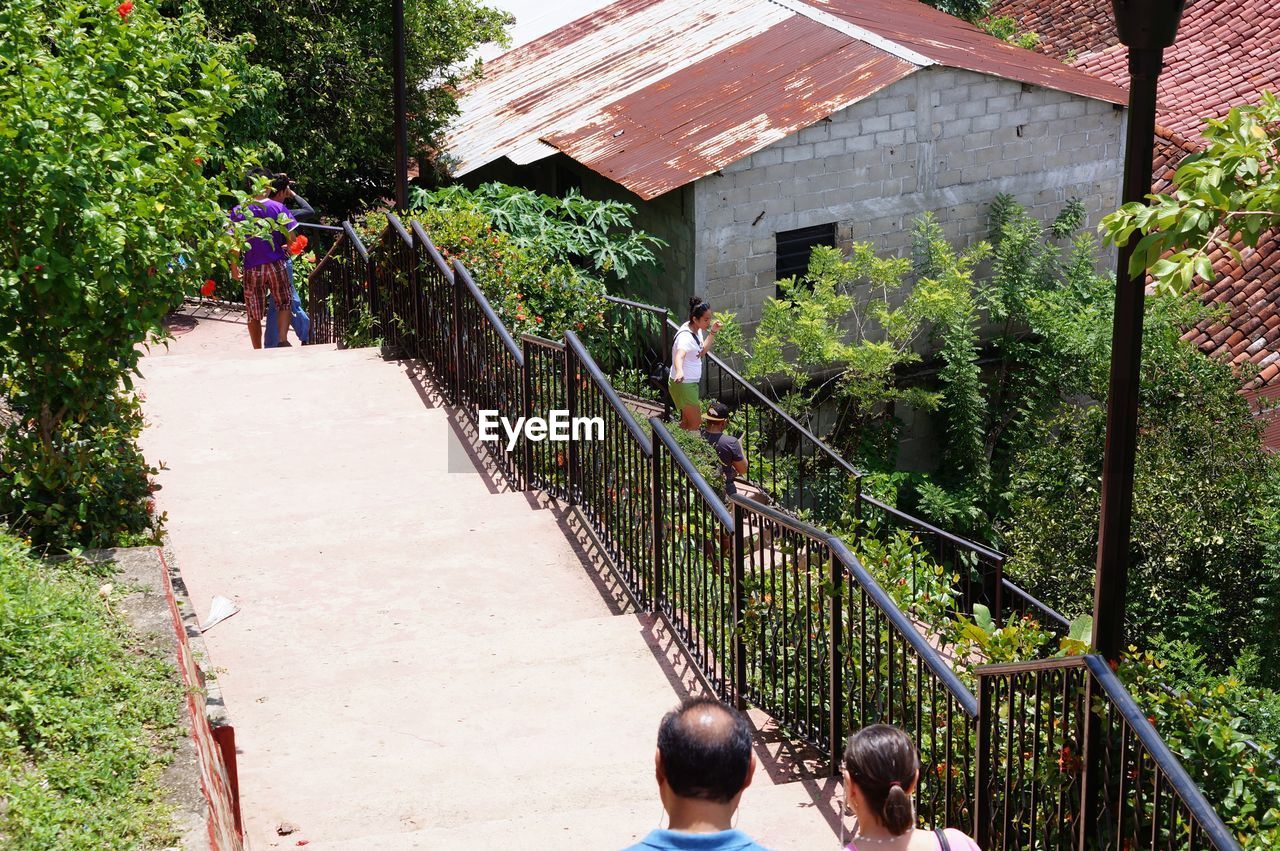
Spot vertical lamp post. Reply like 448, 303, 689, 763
392, 0, 409, 210
1090, 0, 1186, 665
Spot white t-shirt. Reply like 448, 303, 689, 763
672, 323, 704, 383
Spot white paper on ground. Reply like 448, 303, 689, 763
200, 595, 240, 633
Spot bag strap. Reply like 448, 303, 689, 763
934, 828, 952, 851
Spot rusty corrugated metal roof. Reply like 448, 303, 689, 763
545, 17, 916, 199
446, 0, 1128, 199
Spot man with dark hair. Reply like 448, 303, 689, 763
702, 401, 747, 496
625, 696, 768, 850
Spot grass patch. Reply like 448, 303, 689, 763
0, 533, 182, 849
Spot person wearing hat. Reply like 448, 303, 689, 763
702, 401, 747, 496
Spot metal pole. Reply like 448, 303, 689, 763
1091, 46, 1165, 665
392, 0, 409, 209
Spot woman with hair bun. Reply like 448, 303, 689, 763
669, 296, 721, 431
841, 725, 981, 850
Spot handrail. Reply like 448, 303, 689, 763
297, 221, 344, 232
520, 333, 564, 351
861, 494, 1005, 563
311, 228, 347, 276
975, 654, 1086, 677
729, 492, 980, 718
453, 260, 523, 367
997, 579, 1071, 631
1083, 655, 1243, 850
565, 330, 653, 455
385, 211, 413, 248
341, 221, 369, 262
667, 317, 860, 477
410, 221, 454, 283
605, 293, 669, 315
653, 418, 734, 529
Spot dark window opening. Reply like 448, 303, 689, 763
775, 222, 837, 294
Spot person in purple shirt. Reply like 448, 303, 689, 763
624, 697, 770, 851
263, 173, 313, 348
229, 172, 301, 349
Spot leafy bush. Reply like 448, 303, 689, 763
0, 533, 182, 848
1003, 304, 1280, 676
0, 394, 162, 552
0, 0, 262, 550
412, 182, 665, 286
398, 205, 611, 339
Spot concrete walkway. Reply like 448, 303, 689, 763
140, 306, 838, 850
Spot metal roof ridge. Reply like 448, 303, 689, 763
762, 0, 935, 67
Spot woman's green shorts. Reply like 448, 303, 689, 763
669, 379, 700, 410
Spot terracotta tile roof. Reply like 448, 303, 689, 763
997, 0, 1280, 448
1071, 0, 1280, 140
1151, 125, 1198, 192
989, 0, 1116, 63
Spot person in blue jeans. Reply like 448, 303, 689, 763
264, 174, 314, 348
623, 697, 769, 851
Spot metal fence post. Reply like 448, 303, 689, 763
450, 275, 463, 404
521, 337, 535, 492
828, 543, 844, 774
1078, 670, 1103, 851
974, 672, 993, 850
660, 319, 673, 421
732, 499, 747, 711
651, 445, 663, 614
565, 342, 580, 506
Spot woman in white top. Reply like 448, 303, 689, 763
669, 297, 721, 432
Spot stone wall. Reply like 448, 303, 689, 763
689, 65, 1126, 331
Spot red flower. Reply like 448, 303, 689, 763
201, 279, 216, 297
193, 156, 203, 165
289, 234, 308, 256
33, 264, 43, 272
117, 0, 133, 17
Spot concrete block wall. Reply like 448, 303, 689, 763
690, 65, 1126, 331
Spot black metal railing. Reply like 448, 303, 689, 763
452, 259, 525, 488
369, 213, 416, 355
303, 214, 1243, 851
734, 495, 980, 830
306, 222, 370, 346
409, 222, 457, 403
975, 656, 1240, 850
652, 418, 735, 701
521, 334, 569, 502
564, 331, 654, 606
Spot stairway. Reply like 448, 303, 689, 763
139, 309, 838, 850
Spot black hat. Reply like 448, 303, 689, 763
703, 401, 731, 422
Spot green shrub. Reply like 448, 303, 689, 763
0, 0, 264, 550
0, 394, 162, 552
0, 533, 182, 848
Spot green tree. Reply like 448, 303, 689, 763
1101, 91, 1280, 292
1003, 296, 1280, 677
194, 0, 509, 216
0, 0, 262, 549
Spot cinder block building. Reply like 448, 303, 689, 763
446, 0, 1127, 332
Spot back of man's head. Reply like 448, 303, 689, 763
656, 696, 752, 803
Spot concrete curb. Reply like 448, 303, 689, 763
158, 542, 244, 851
